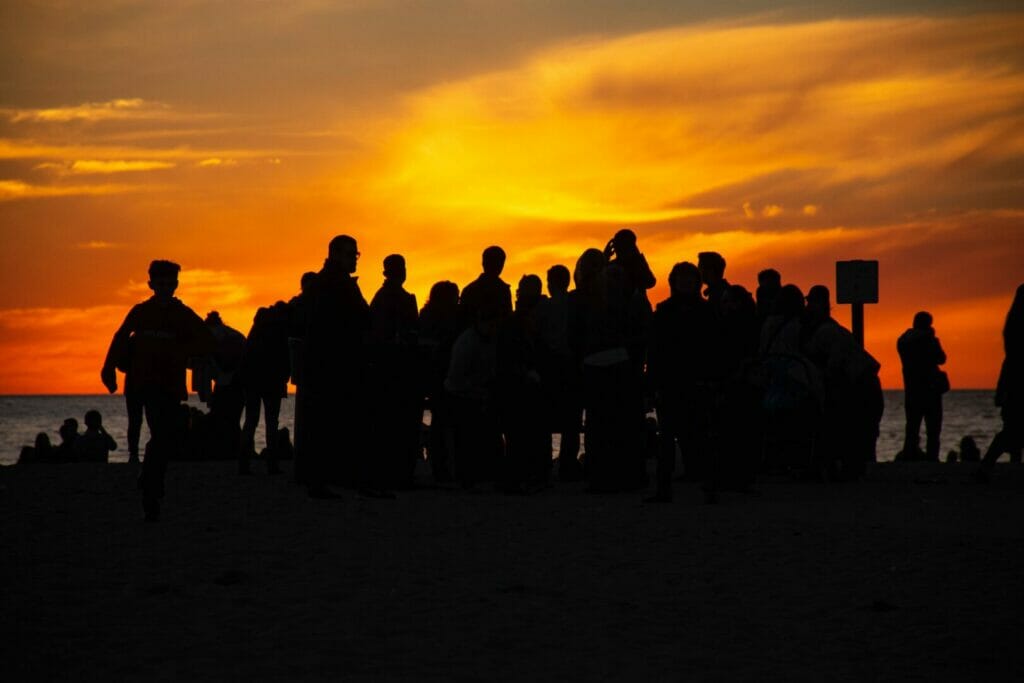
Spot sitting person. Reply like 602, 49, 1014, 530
75, 409, 118, 463
18, 432, 53, 464
53, 418, 80, 462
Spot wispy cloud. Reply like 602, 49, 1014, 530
0, 179, 133, 201
69, 159, 175, 174
4, 98, 166, 123
197, 157, 239, 167
75, 241, 121, 250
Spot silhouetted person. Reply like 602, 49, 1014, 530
457, 246, 512, 331
497, 274, 550, 492
300, 235, 376, 498
897, 311, 947, 461
604, 228, 656, 295
370, 254, 421, 489
715, 284, 762, 493
756, 268, 782, 325
803, 285, 883, 479
446, 302, 503, 489
101, 259, 214, 521
287, 271, 317, 484
75, 409, 117, 463
759, 284, 824, 475
51, 418, 81, 462
19, 432, 53, 464
977, 285, 1024, 482
240, 301, 291, 475
568, 249, 648, 492
647, 262, 717, 501
419, 281, 460, 482
535, 264, 582, 481
698, 251, 730, 312
204, 311, 247, 468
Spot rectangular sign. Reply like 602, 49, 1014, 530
836, 260, 879, 304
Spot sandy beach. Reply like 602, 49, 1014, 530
3, 460, 1023, 681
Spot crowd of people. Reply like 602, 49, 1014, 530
16, 231, 1022, 521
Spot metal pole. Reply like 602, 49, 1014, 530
852, 302, 864, 348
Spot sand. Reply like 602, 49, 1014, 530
3, 459, 1023, 681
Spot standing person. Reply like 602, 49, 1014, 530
697, 251, 730, 312
203, 311, 247, 467
301, 235, 378, 498
287, 272, 317, 485
536, 264, 582, 481
457, 246, 512, 332
419, 281, 461, 482
240, 301, 292, 475
369, 254, 421, 489
976, 285, 1024, 482
497, 274, 549, 492
646, 262, 716, 502
897, 311, 948, 461
604, 228, 656, 296
101, 260, 214, 521
445, 302, 503, 489
756, 268, 782, 327
568, 249, 648, 492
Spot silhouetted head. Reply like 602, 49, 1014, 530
327, 235, 359, 274
383, 254, 406, 284
913, 311, 933, 330
516, 274, 543, 312
758, 268, 782, 288
1005, 284, 1024, 341
574, 248, 606, 293
721, 284, 756, 319
426, 280, 460, 314
668, 261, 701, 298
300, 271, 317, 293
84, 409, 102, 429
481, 246, 506, 276
805, 285, 831, 319
612, 228, 639, 254
35, 432, 51, 451
205, 311, 223, 326
148, 260, 180, 300
59, 417, 79, 443
776, 284, 805, 318
697, 251, 726, 285
547, 265, 570, 295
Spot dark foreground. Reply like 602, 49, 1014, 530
2, 460, 1023, 681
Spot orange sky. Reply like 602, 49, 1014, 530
1, 4, 1022, 393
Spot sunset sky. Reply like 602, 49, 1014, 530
1, 1, 1022, 393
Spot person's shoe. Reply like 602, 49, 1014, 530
128, 453, 140, 464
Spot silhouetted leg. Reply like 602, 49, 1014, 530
126, 388, 143, 463
241, 390, 262, 474
140, 390, 180, 521
263, 393, 282, 474
903, 393, 924, 459
652, 400, 678, 501
923, 394, 942, 462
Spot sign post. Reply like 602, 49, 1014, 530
836, 260, 879, 348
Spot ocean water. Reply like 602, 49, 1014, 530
0, 391, 1004, 467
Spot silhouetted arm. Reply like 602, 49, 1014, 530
933, 337, 947, 366
101, 307, 137, 393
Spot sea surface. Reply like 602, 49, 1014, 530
0, 391, 1004, 467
